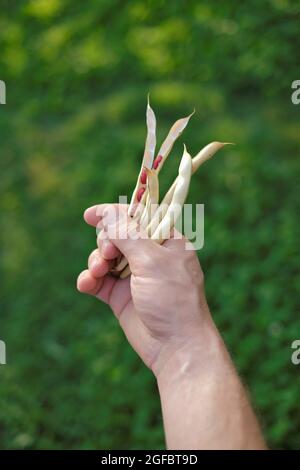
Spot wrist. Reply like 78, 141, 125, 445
153, 317, 233, 386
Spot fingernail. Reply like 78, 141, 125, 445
84, 207, 92, 219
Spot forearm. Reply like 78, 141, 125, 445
154, 318, 266, 450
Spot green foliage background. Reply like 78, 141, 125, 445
0, 0, 299, 449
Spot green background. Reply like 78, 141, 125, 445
0, 0, 299, 449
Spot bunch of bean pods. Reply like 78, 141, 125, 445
111, 97, 231, 279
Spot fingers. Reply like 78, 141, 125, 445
99, 239, 121, 260
84, 204, 128, 228
84, 205, 103, 227
77, 268, 131, 318
77, 269, 104, 295
84, 203, 166, 278
78, 233, 122, 287
77, 246, 114, 296
77, 243, 115, 293
85, 203, 156, 262
88, 249, 111, 277
101, 205, 158, 267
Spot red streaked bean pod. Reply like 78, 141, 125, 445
128, 96, 156, 217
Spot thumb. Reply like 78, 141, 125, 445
100, 205, 157, 265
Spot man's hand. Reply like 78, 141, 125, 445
77, 203, 266, 449
77, 203, 210, 376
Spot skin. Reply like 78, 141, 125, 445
77, 203, 267, 450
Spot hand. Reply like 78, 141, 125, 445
77, 203, 212, 376
77, 203, 266, 449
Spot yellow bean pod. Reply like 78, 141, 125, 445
146, 141, 230, 236
151, 146, 192, 242
119, 146, 192, 279
139, 169, 159, 228
128, 96, 156, 217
